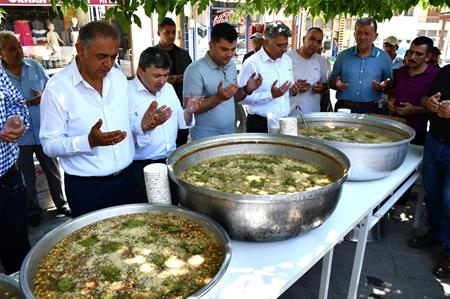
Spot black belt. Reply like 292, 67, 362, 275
339, 100, 378, 109
133, 158, 167, 165
0, 163, 19, 185
66, 164, 132, 181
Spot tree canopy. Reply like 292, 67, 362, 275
3, 0, 448, 30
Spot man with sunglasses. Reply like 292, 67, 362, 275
239, 21, 302, 132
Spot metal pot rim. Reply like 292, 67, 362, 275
300, 112, 416, 147
167, 133, 350, 203
20, 204, 231, 299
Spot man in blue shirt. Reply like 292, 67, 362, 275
0, 66, 30, 274
0, 32, 70, 226
329, 17, 392, 114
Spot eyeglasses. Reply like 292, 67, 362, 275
271, 41, 291, 51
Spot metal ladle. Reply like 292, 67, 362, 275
295, 105, 311, 132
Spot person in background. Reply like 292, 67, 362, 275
183, 22, 262, 141
242, 32, 264, 63
40, 21, 166, 217
0, 31, 71, 227
129, 47, 201, 202
155, 17, 192, 147
383, 35, 403, 70
329, 17, 392, 114
388, 36, 438, 146
286, 27, 328, 114
332, 37, 339, 58
0, 67, 30, 274
387, 36, 438, 220
239, 21, 302, 132
429, 46, 441, 68
408, 64, 450, 278
317, 46, 333, 112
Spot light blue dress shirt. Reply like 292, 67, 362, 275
3, 58, 48, 145
330, 46, 392, 102
183, 52, 236, 141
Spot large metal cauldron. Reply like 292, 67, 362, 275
167, 133, 350, 241
299, 113, 415, 181
0, 274, 24, 299
19, 204, 231, 299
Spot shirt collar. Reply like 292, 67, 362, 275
351, 45, 379, 57
70, 58, 112, 89
1, 59, 30, 80
133, 75, 164, 97
204, 52, 231, 70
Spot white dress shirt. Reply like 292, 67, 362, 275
128, 77, 194, 161
238, 48, 294, 118
40, 60, 143, 177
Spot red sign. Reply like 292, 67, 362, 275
0, 0, 114, 6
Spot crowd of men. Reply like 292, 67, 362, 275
0, 16, 449, 279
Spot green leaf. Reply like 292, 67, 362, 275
133, 14, 142, 28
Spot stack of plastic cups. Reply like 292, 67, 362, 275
143, 163, 172, 205
279, 117, 298, 136
267, 112, 280, 134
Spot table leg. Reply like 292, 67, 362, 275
318, 247, 334, 299
347, 214, 371, 299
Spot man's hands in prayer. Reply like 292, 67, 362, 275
290, 79, 310, 96
426, 92, 441, 112
184, 93, 205, 123
26, 88, 42, 105
217, 81, 240, 102
88, 119, 127, 147
371, 78, 390, 92
311, 82, 326, 94
245, 73, 263, 94
0, 115, 25, 143
335, 76, 349, 91
271, 80, 291, 99
141, 100, 172, 131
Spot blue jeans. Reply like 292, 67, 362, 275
0, 167, 30, 274
423, 133, 450, 253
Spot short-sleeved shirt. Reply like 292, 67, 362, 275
330, 46, 392, 102
3, 58, 49, 145
183, 52, 237, 141
427, 64, 450, 140
286, 50, 328, 114
392, 65, 438, 133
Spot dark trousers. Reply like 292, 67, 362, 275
133, 159, 178, 205
176, 129, 189, 147
18, 145, 68, 215
64, 164, 141, 218
246, 114, 268, 133
0, 167, 30, 274
334, 100, 379, 114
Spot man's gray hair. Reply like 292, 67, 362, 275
264, 21, 292, 39
0, 31, 18, 50
355, 17, 378, 33
78, 20, 119, 48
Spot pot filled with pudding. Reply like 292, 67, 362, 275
167, 133, 350, 241
298, 112, 415, 181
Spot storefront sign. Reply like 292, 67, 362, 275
0, 0, 114, 5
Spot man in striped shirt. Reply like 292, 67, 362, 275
0, 66, 30, 274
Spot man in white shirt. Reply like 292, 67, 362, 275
40, 21, 166, 217
286, 27, 328, 114
239, 21, 302, 132
129, 47, 201, 202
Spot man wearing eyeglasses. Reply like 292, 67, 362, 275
239, 21, 302, 132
